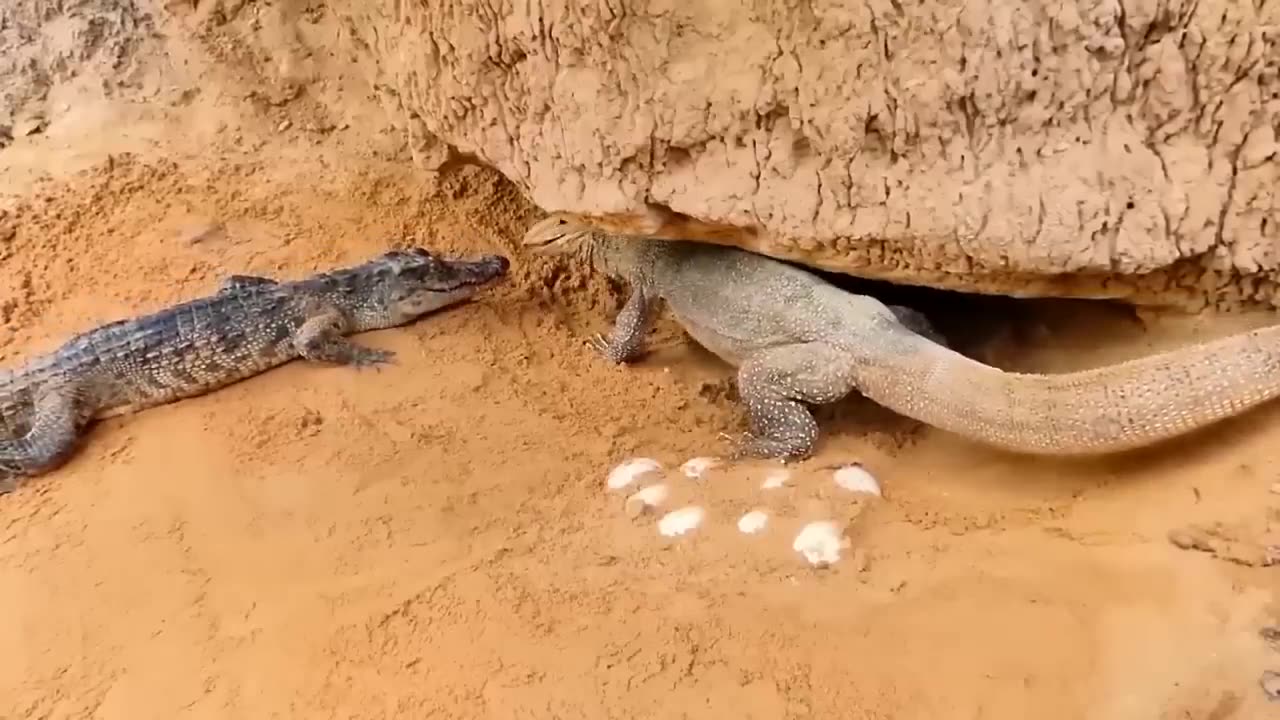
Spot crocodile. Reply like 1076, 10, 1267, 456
0, 247, 510, 490
523, 214, 1280, 460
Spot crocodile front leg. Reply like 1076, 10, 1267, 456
293, 312, 396, 367
729, 342, 859, 461
592, 285, 660, 364
0, 381, 88, 490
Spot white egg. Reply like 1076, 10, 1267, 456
624, 483, 670, 517
832, 464, 881, 496
680, 456, 720, 479
737, 510, 769, 534
760, 469, 791, 489
657, 506, 706, 537
792, 521, 851, 567
605, 457, 663, 491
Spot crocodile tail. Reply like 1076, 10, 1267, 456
847, 322, 1280, 455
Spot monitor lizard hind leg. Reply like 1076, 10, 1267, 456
729, 342, 858, 461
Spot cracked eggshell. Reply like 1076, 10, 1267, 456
792, 521, 852, 567
606, 457, 663, 491
680, 456, 720, 479
833, 464, 881, 496
760, 469, 791, 489
624, 483, 670, 518
657, 506, 706, 537
737, 510, 769, 534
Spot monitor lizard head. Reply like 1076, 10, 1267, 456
522, 213, 654, 281
521, 214, 599, 258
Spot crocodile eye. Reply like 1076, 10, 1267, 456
409, 247, 433, 258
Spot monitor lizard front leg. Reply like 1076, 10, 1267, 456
590, 284, 661, 364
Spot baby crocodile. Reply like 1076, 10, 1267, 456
524, 214, 1280, 460
0, 247, 509, 489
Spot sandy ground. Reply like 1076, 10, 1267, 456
3, 37, 1280, 720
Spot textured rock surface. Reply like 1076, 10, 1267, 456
0, 0, 156, 141
4, 0, 1279, 309
326, 0, 1280, 309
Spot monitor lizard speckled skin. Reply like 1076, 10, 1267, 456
524, 214, 1280, 460
0, 247, 510, 491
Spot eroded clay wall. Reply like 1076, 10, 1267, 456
3, 0, 1279, 309
326, 0, 1280, 308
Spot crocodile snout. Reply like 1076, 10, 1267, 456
482, 254, 511, 275
464, 254, 510, 284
